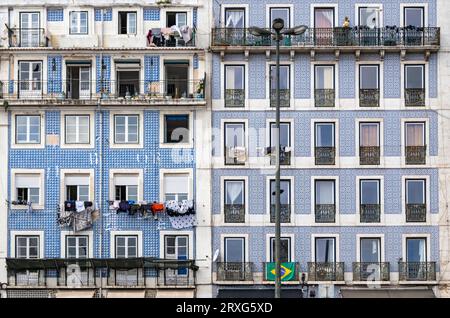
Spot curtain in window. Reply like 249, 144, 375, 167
406, 123, 424, 146
360, 124, 378, 146
314, 8, 334, 28
316, 66, 333, 89
225, 10, 244, 28
226, 66, 243, 89
226, 181, 243, 204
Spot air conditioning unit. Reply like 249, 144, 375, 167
317, 284, 335, 298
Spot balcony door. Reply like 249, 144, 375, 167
270, 237, 291, 263
225, 9, 245, 28
315, 238, 335, 263
360, 180, 380, 222
315, 65, 335, 107
67, 66, 90, 99
224, 237, 244, 263
360, 238, 381, 263
224, 180, 245, 223
406, 238, 427, 280
269, 8, 290, 29
165, 235, 189, 277
314, 8, 334, 45
20, 12, 40, 47
315, 180, 335, 222
19, 61, 42, 99
359, 7, 380, 28
165, 61, 189, 98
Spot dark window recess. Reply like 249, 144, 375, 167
17, 188, 28, 201
119, 12, 128, 34
66, 186, 78, 201
115, 186, 127, 201
117, 71, 139, 97
165, 115, 189, 143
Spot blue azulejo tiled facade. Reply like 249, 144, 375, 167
210, 0, 441, 298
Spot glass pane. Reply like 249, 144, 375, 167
405, 8, 424, 27
270, 123, 290, 147
315, 123, 334, 147
406, 123, 424, 146
359, 7, 379, 27
225, 66, 244, 90
225, 123, 244, 147
225, 9, 245, 28
225, 181, 244, 204
361, 180, 379, 204
315, 238, 335, 262
407, 238, 426, 262
315, 180, 334, 204
270, 180, 290, 204
270, 66, 289, 89
405, 66, 424, 89
314, 8, 334, 28
127, 185, 138, 201
360, 66, 379, 89
360, 238, 380, 262
165, 115, 189, 143
407, 180, 425, 204
270, 8, 290, 28
271, 237, 290, 262
315, 66, 334, 89
78, 185, 89, 201
29, 188, 40, 203
225, 238, 244, 262
360, 123, 379, 146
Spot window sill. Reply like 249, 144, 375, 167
10, 205, 44, 211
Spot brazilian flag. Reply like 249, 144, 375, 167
265, 262, 296, 281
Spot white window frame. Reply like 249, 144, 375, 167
400, 3, 428, 28
11, 169, 45, 210
221, 5, 249, 28
109, 169, 143, 202
401, 234, 431, 263
10, 231, 44, 258
60, 169, 94, 207
109, 111, 143, 149
356, 119, 384, 161
110, 231, 143, 258
401, 175, 431, 223
401, 62, 428, 108
159, 111, 193, 148
60, 230, 94, 258
310, 4, 339, 27
219, 176, 248, 225
266, 61, 293, 108
265, 233, 295, 262
69, 11, 88, 34
401, 118, 429, 165
266, 5, 294, 29
160, 169, 193, 202
60, 111, 95, 149
311, 176, 340, 224
221, 235, 248, 263
219, 61, 249, 109
356, 175, 385, 224
355, 234, 385, 264
355, 4, 384, 27
265, 176, 295, 224
311, 234, 340, 262
11, 112, 45, 149
118, 11, 137, 35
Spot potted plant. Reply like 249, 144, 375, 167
196, 79, 204, 99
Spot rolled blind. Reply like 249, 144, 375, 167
65, 174, 89, 186
164, 173, 189, 194
15, 174, 40, 188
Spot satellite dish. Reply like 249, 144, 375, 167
212, 249, 220, 262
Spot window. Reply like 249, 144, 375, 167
225, 8, 245, 28
360, 180, 380, 206
405, 65, 424, 90
118, 12, 137, 34
66, 236, 88, 259
269, 237, 291, 262
114, 115, 139, 144
360, 123, 379, 148
65, 174, 89, 201
269, 7, 290, 28
164, 115, 189, 144
315, 238, 335, 262
315, 180, 336, 223
16, 115, 40, 144
315, 122, 335, 165
224, 65, 245, 107
270, 180, 291, 206
270, 65, 290, 107
359, 65, 380, 107
114, 174, 138, 201
315, 65, 335, 107
270, 122, 291, 165
360, 238, 381, 263
20, 12, 40, 47
16, 236, 39, 259
406, 179, 425, 205
359, 7, 381, 28
165, 61, 189, 98
404, 7, 424, 27
65, 115, 90, 144
406, 238, 427, 262
225, 180, 244, 206
70, 11, 88, 34
19, 61, 42, 94
167, 12, 187, 27
405, 122, 425, 147
115, 236, 138, 258
224, 237, 245, 262
66, 66, 91, 100
314, 7, 334, 28
164, 173, 189, 201
15, 174, 40, 204
165, 235, 188, 261
224, 122, 246, 165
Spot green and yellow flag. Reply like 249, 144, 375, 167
265, 262, 296, 281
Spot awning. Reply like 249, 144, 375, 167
115, 59, 141, 69
164, 60, 189, 65
55, 290, 96, 298
65, 60, 92, 66
106, 290, 145, 298
340, 288, 436, 298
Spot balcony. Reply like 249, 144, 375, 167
398, 262, 436, 281
406, 204, 426, 222
314, 89, 335, 107
352, 262, 390, 281
360, 204, 381, 223
315, 147, 335, 165
211, 27, 440, 52
262, 262, 299, 282
270, 89, 290, 107
7, 28, 49, 47
225, 89, 245, 107
359, 89, 380, 107
216, 262, 253, 282
224, 204, 245, 223
405, 88, 425, 107
270, 204, 291, 223
0, 79, 206, 106
405, 146, 426, 164
156, 262, 196, 287
359, 146, 380, 165
315, 204, 336, 223
307, 262, 344, 281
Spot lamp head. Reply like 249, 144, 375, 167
282, 25, 308, 36
248, 26, 272, 37
272, 18, 284, 32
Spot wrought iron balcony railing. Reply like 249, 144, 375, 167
406, 203, 426, 222
8, 28, 49, 47
270, 89, 290, 107
0, 79, 206, 103
225, 89, 245, 107
405, 146, 426, 164
398, 262, 436, 281
360, 204, 381, 223
359, 146, 380, 165
270, 204, 291, 223
315, 89, 335, 107
405, 88, 425, 106
216, 262, 253, 281
352, 262, 390, 281
157, 267, 195, 287
315, 147, 335, 165
359, 89, 380, 107
211, 27, 440, 48
224, 204, 245, 223
307, 262, 344, 281
315, 204, 336, 223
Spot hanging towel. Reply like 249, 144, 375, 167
75, 201, 85, 212
179, 25, 192, 42
169, 214, 197, 229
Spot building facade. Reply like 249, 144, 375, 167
0, 0, 212, 298
209, 0, 446, 298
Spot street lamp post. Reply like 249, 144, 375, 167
249, 20, 307, 299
